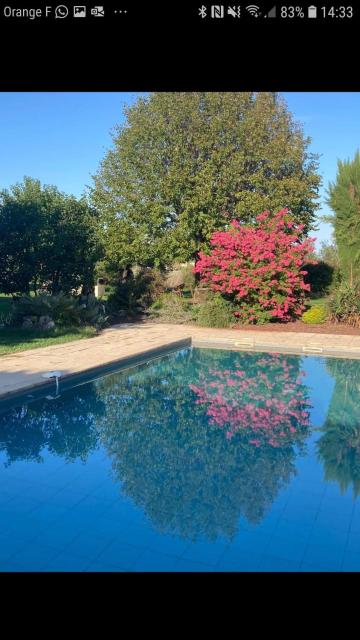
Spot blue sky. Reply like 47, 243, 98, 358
0, 91, 359, 249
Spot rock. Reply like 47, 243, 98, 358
38, 315, 53, 327
22, 317, 34, 329
44, 320, 55, 330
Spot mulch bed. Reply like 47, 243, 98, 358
139, 316, 360, 336
230, 321, 360, 336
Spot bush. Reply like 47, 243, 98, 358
77, 295, 108, 328
301, 305, 327, 324
12, 293, 107, 329
328, 282, 360, 327
193, 294, 235, 328
107, 268, 165, 316
0, 312, 13, 328
303, 261, 335, 295
195, 208, 316, 324
149, 293, 194, 324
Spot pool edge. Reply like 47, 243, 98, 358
0, 337, 191, 405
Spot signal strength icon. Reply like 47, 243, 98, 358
246, 5, 260, 16
267, 6, 276, 18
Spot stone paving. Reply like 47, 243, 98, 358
1, 321, 360, 398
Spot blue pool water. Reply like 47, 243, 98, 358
1, 346, 360, 572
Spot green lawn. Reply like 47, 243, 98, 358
0, 294, 99, 355
0, 325, 97, 356
307, 295, 329, 309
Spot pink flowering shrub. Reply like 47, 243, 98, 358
194, 208, 316, 323
189, 353, 311, 447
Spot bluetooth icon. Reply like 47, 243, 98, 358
198, 5, 207, 18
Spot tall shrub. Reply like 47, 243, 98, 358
195, 208, 315, 323
326, 150, 360, 282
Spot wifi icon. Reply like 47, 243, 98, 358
246, 5, 260, 16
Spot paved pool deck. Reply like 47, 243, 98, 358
1, 321, 360, 399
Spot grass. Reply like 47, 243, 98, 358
307, 295, 329, 309
0, 294, 99, 355
0, 325, 97, 356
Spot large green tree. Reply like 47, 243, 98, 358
92, 92, 320, 269
0, 177, 103, 295
327, 150, 360, 282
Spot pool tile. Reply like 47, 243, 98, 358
32, 522, 87, 549
9, 543, 60, 571
172, 558, 216, 572
49, 488, 87, 509
264, 535, 308, 564
313, 508, 352, 532
100, 500, 138, 524
308, 524, 349, 548
281, 503, 319, 526
70, 494, 111, 517
133, 550, 180, 572
85, 516, 129, 539
228, 530, 271, 554
0, 512, 47, 539
216, 548, 262, 571
302, 542, 344, 570
181, 540, 229, 565
94, 540, 144, 570
344, 530, 360, 555
29, 503, 70, 524
258, 555, 301, 572
5, 495, 42, 515
19, 483, 61, 502
62, 532, 114, 560
0, 534, 27, 562
46, 553, 91, 572
342, 550, 360, 572
273, 517, 313, 541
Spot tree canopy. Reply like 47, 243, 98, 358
0, 177, 103, 296
327, 150, 360, 282
92, 92, 321, 269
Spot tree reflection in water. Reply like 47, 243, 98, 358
317, 357, 360, 497
0, 348, 314, 542
95, 348, 312, 541
0, 386, 105, 465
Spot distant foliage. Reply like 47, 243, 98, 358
303, 261, 335, 295
318, 239, 339, 268
195, 208, 316, 324
301, 305, 327, 325
107, 268, 165, 316
149, 293, 194, 324
0, 177, 102, 296
181, 264, 196, 296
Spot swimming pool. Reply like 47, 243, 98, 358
0, 346, 360, 572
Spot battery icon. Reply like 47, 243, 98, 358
308, 5, 317, 18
